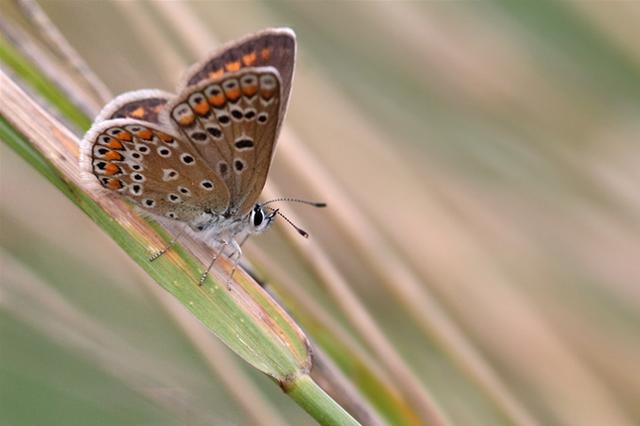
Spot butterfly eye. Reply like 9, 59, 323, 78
252, 208, 264, 227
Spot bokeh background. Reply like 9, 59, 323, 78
2, 1, 639, 425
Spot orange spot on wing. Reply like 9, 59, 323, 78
241, 83, 258, 97
193, 100, 210, 116
225, 61, 241, 72
153, 104, 164, 113
242, 52, 256, 66
156, 131, 174, 143
261, 48, 271, 61
260, 87, 276, 100
137, 128, 153, 140
178, 115, 195, 126
208, 68, 224, 79
130, 107, 146, 118
104, 163, 120, 175
115, 131, 132, 141
105, 138, 124, 150
208, 93, 226, 107
104, 151, 123, 161
107, 179, 123, 189
225, 87, 241, 102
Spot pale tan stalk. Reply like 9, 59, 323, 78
17, 0, 112, 104
111, 0, 185, 85
0, 17, 101, 119
152, 0, 220, 58
244, 244, 396, 388
278, 132, 539, 426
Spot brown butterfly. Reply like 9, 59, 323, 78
80, 28, 324, 284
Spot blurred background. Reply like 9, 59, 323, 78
1, 1, 639, 425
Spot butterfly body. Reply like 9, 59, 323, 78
81, 28, 296, 273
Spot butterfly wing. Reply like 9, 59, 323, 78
165, 67, 282, 216
179, 27, 295, 120
83, 28, 295, 219
93, 89, 173, 124
80, 117, 230, 223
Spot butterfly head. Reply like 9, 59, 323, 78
248, 204, 277, 234
251, 198, 327, 238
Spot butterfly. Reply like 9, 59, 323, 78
80, 28, 324, 284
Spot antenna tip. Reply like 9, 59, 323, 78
298, 229, 309, 238
314, 202, 327, 208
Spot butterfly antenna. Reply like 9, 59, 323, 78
267, 207, 309, 238
262, 197, 326, 208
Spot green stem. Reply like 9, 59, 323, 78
284, 374, 361, 426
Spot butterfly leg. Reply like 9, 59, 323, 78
237, 233, 250, 247
198, 239, 228, 286
228, 239, 243, 283
149, 225, 188, 262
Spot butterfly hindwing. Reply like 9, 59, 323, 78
81, 118, 230, 222
93, 89, 173, 125
166, 67, 282, 216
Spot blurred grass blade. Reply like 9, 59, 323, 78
247, 246, 424, 426
16, 0, 112, 104
0, 68, 359, 426
0, 29, 90, 130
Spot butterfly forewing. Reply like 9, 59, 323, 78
167, 68, 281, 216
180, 27, 295, 119
84, 119, 230, 222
